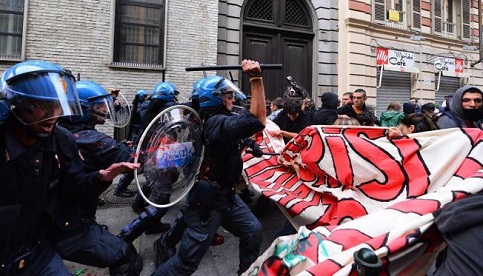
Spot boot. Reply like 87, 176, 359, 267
115, 173, 136, 198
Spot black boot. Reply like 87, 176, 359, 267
115, 173, 136, 198
131, 185, 150, 214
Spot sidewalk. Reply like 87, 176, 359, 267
65, 182, 285, 276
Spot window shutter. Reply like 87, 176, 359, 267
374, 0, 386, 22
412, 0, 421, 30
433, 0, 442, 33
461, 0, 471, 40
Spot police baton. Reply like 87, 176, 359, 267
245, 150, 280, 156
185, 64, 283, 71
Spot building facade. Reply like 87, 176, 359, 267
0, 0, 481, 135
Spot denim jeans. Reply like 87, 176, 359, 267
153, 194, 262, 276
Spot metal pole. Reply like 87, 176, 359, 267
185, 64, 283, 71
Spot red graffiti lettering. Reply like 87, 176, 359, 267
389, 198, 439, 215
390, 138, 430, 197
342, 129, 406, 201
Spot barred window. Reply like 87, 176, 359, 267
0, 0, 25, 60
113, 0, 166, 66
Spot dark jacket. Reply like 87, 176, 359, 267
273, 109, 312, 143
312, 92, 338, 125
436, 85, 483, 129
0, 124, 101, 261
434, 191, 483, 275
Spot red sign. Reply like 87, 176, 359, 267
455, 58, 464, 73
376, 47, 388, 65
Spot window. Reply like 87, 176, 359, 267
411, 0, 422, 30
0, 0, 25, 60
433, 0, 471, 40
113, 0, 166, 67
374, 0, 407, 29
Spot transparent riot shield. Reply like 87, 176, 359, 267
134, 105, 204, 208
108, 91, 131, 128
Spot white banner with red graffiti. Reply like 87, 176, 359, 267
242, 122, 483, 275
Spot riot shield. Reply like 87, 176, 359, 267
108, 91, 131, 128
134, 105, 204, 208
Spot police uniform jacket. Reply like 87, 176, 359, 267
0, 124, 103, 262
199, 109, 264, 203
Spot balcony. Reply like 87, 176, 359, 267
441, 21, 456, 39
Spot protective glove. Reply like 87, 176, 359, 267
250, 143, 263, 158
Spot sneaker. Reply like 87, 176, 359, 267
154, 238, 176, 268
114, 188, 136, 198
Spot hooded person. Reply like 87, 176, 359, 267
436, 85, 483, 129
403, 102, 416, 115
312, 92, 339, 125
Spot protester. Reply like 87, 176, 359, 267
337, 89, 377, 124
356, 111, 377, 126
334, 116, 361, 126
379, 101, 404, 127
421, 102, 436, 118
409, 97, 421, 113
435, 85, 483, 129
312, 92, 338, 125
152, 59, 266, 276
403, 102, 416, 115
272, 97, 312, 143
267, 97, 283, 121
341, 92, 354, 106
431, 190, 483, 275
387, 113, 439, 138
0, 60, 139, 275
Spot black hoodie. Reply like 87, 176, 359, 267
312, 92, 339, 125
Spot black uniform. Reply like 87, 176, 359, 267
154, 108, 264, 276
50, 123, 142, 275
0, 124, 100, 275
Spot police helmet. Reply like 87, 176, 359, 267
152, 81, 179, 102
0, 60, 82, 125
190, 78, 204, 100
136, 89, 148, 98
135, 89, 148, 103
198, 76, 245, 108
75, 80, 126, 127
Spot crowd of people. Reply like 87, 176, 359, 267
0, 58, 481, 276
265, 85, 482, 134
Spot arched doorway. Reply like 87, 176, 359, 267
241, 0, 314, 101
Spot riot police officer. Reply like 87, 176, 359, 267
119, 81, 179, 242
152, 59, 266, 276
0, 60, 139, 275
115, 89, 149, 198
53, 80, 143, 275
